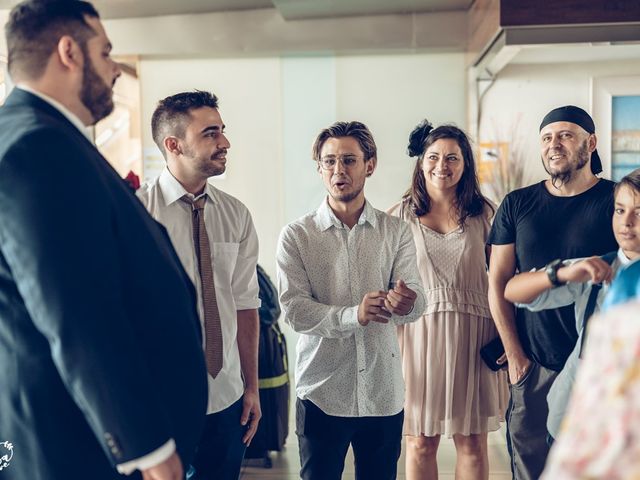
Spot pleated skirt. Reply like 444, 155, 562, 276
398, 311, 509, 437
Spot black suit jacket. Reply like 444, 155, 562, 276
0, 88, 208, 480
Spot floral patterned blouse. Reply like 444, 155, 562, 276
541, 299, 640, 479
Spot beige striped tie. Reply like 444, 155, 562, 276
182, 195, 223, 378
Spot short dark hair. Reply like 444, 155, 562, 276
151, 90, 220, 158
311, 121, 377, 163
6, 0, 100, 81
404, 120, 493, 226
615, 168, 640, 198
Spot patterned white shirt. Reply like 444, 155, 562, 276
276, 198, 425, 417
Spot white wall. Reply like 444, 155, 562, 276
335, 53, 467, 211
478, 58, 640, 184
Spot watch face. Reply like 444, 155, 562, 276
546, 259, 562, 286
548, 259, 561, 269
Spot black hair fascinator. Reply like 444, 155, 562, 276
407, 119, 433, 158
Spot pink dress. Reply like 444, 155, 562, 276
388, 200, 508, 437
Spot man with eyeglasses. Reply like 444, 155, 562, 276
276, 121, 426, 480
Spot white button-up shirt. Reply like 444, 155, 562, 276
137, 167, 261, 414
276, 198, 425, 417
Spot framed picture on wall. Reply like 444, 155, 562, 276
611, 96, 640, 181
591, 75, 640, 181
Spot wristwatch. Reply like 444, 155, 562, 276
545, 259, 565, 287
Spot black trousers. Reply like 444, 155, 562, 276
296, 398, 403, 480
187, 396, 247, 480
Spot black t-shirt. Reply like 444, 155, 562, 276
488, 179, 617, 371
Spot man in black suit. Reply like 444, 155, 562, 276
0, 2, 207, 479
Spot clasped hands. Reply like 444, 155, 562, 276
357, 279, 417, 326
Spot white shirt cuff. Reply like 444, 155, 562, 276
344, 305, 360, 328
116, 439, 176, 475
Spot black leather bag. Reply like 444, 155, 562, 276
480, 336, 506, 371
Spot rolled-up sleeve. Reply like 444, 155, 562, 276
519, 260, 586, 312
232, 208, 261, 310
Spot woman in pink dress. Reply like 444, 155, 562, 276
388, 121, 508, 480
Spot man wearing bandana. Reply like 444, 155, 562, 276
486, 106, 618, 480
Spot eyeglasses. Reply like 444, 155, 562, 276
318, 154, 362, 170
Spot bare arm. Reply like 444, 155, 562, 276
236, 308, 261, 445
488, 243, 531, 384
505, 270, 556, 304
505, 256, 613, 305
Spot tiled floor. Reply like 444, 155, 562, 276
241, 425, 511, 479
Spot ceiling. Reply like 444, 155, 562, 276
510, 43, 640, 65
0, 0, 473, 19
0, 0, 636, 68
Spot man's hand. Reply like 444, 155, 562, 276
557, 257, 613, 285
506, 350, 532, 385
384, 280, 418, 316
358, 290, 392, 326
240, 388, 262, 445
496, 353, 508, 368
141, 453, 182, 480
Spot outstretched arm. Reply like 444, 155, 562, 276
505, 256, 612, 306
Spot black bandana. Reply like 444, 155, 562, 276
539, 105, 602, 175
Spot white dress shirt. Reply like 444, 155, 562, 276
137, 167, 261, 414
14, 85, 175, 475
276, 198, 425, 417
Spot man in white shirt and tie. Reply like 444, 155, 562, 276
137, 90, 261, 480
276, 121, 426, 480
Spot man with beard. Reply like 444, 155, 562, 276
487, 105, 618, 480
276, 121, 425, 480
137, 91, 262, 480
0, 2, 208, 480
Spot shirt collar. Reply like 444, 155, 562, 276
618, 248, 634, 266
316, 197, 377, 231
15, 85, 93, 141
159, 166, 219, 206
